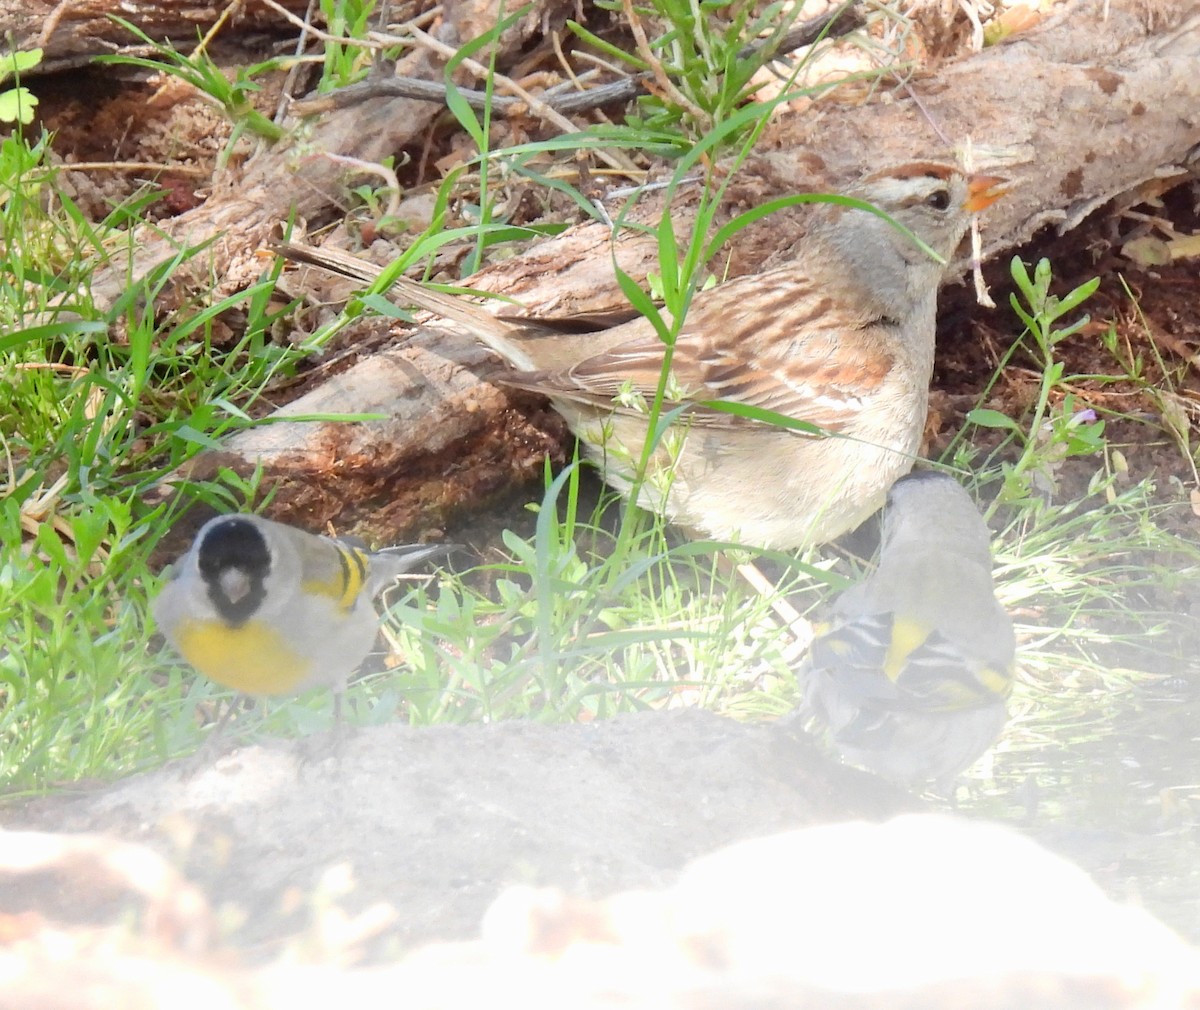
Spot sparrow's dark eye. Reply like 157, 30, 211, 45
926, 188, 952, 211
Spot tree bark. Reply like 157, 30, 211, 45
3, 0, 315, 68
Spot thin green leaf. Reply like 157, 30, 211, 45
967, 407, 1023, 432
614, 266, 671, 345
0, 321, 108, 353
698, 400, 827, 436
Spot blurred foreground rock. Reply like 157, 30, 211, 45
2, 808, 1197, 1009
10, 712, 897, 955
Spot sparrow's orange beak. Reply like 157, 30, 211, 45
964, 174, 1008, 213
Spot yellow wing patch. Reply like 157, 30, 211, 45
176, 617, 314, 696
882, 617, 932, 681
301, 542, 369, 612
977, 663, 1015, 698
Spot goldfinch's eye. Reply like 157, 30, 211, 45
926, 188, 951, 211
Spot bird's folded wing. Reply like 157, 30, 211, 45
897, 632, 1013, 709
809, 615, 1008, 714
276, 240, 894, 435
508, 273, 892, 435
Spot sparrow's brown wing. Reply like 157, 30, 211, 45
506, 268, 894, 435
275, 240, 894, 435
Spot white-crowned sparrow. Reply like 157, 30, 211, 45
796, 470, 1016, 786
277, 162, 1004, 549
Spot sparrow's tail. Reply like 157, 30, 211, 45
274, 240, 538, 371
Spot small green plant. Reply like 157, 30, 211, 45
570, 0, 817, 147
318, 0, 380, 91
936, 258, 1200, 805
0, 46, 41, 125
99, 20, 286, 149
378, 459, 815, 726
0, 131, 395, 791
438, 7, 528, 275
0, 494, 172, 791
953, 257, 1103, 500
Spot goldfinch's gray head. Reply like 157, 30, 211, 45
883, 470, 994, 564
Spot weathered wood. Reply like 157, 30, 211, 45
734, 0, 1200, 274
41, 0, 1200, 316
150, 323, 570, 556
2, 0, 316, 66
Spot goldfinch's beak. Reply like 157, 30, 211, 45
219, 568, 252, 604
964, 174, 1008, 213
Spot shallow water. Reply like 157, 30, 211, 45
964, 682, 1200, 944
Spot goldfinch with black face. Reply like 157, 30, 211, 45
797, 471, 1016, 787
153, 514, 449, 707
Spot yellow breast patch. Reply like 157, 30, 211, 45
176, 618, 314, 696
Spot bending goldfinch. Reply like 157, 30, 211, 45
797, 471, 1016, 786
153, 513, 449, 709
